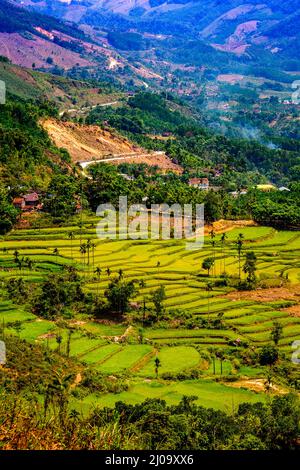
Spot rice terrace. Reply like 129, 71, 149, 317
1, 216, 299, 412
1, 0, 300, 452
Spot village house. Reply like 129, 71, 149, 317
230, 190, 248, 198
188, 177, 210, 190
24, 192, 39, 207
12, 197, 26, 210
12, 192, 41, 211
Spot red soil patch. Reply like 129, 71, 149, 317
217, 74, 244, 84
0, 32, 93, 69
282, 305, 300, 317
224, 286, 300, 303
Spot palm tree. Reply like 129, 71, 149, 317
53, 248, 59, 265
56, 333, 63, 354
80, 243, 87, 267
139, 280, 147, 326
91, 242, 96, 271
86, 238, 93, 267
220, 232, 228, 274
13, 250, 19, 264
44, 371, 74, 424
25, 257, 33, 277
154, 357, 161, 379
66, 329, 73, 358
205, 282, 213, 322
94, 266, 102, 294
156, 261, 161, 279
27, 258, 33, 271
78, 220, 84, 246
209, 229, 216, 275
236, 233, 244, 280
68, 231, 75, 261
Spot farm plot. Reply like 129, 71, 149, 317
96, 345, 153, 373
138, 346, 200, 377
73, 379, 266, 412
0, 220, 299, 352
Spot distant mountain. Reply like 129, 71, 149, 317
13, 1, 300, 68
0, 0, 99, 69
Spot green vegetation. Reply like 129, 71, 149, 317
88, 92, 300, 186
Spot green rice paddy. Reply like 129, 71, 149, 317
0, 219, 299, 410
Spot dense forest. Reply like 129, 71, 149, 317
0, 91, 299, 234
87, 92, 300, 185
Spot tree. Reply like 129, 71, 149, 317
151, 285, 166, 318
209, 229, 216, 275
202, 257, 214, 277
13, 250, 19, 264
56, 334, 63, 354
205, 282, 213, 321
86, 239, 93, 267
68, 231, 75, 261
270, 321, 283, 346
44, 371, 74, 424
259, 345, 279, 366
154, 357, 161, 379
0, 184, 19, 234
220, 232, 228, 273
80, 243, 87, 267
243, 251, 257, 287
236, 233, 244, 280
6, 278, 30, 304
11, 321, 23, 337
53, 248, 59, 265
204, 191, 222, 223
94, 267, 102, 295
91, 242, 96, 270
66, 329, 73, 358
43, 174, 81, 218
33, 272, 84, 319
104, 278, 137, 315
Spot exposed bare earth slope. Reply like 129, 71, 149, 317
42, 118, 183, 172
42, 118, 139, 160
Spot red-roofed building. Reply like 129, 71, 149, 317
12, 197, 25, 210
13, 192, 40, 211
188, 178, 209, 190
23, 192, 39, 206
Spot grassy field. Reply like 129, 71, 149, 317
0, 217, 299, 409
71, 379, 266, 413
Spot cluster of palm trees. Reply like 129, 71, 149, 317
203, 231, 246, 322
208, 229, 244, 280
13, 250, 34, 273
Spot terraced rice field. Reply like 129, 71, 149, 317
0, 219, 300, 380
71, 379, 266, 413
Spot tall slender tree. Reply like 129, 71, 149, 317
94, 266, 102, 294
236, 233, 244, 280
205, 282, 213, 322
220, 232, 228, 274
68, 231, 75, 261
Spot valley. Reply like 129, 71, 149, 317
1, 218, 299, 413
0, 0, 299, 453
